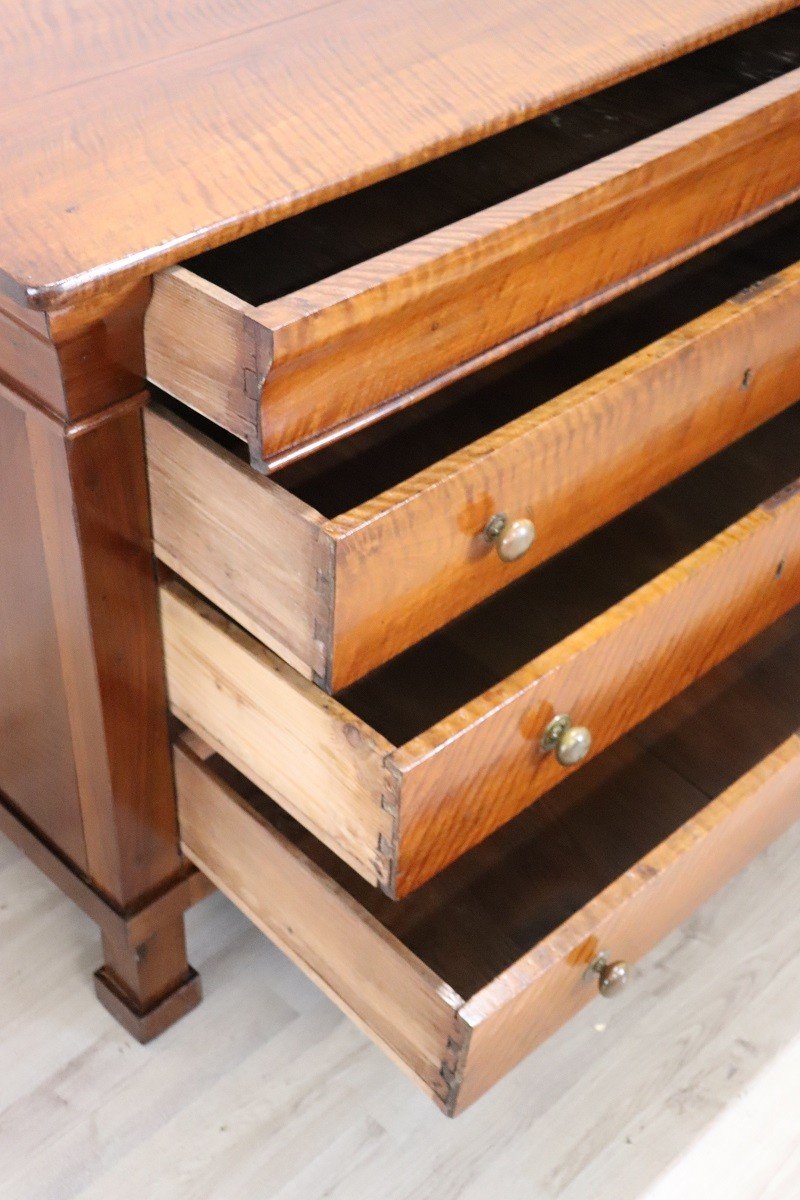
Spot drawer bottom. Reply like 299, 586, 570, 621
176, 610, 800, 1114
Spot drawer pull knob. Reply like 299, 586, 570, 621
541, 713, 592, 766
591, 953, 629, 997
484, 514, 536, 562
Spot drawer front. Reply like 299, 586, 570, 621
392, 477, 800, 894
175, 733, 800, 1115
146, 259, 800, 692
451, 735, 800, 1113
145, 69, 800, 466
160, 471, 800, 897
328, 263, 800, 688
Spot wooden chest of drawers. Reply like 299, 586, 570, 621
1, 0, 800, 1116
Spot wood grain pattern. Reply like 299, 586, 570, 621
182, 13, 800, 314
176, 742, 461, 1108
12, 0, 800, 1059
171, 707, 800, 1112
159, 581, 393, 885
144, 406, 330, 682
0, 394, 87, 870
327, 260, 800, 688
160, 454, 800, 896
0, 368, 201, 1034
146, 251, 800, 691
0, 280, 150, 421
392, 476, 800, 894
144, 270, 270, 449
22, 398, 184, 903
3, 0, 794, 310
252, 69, 800, 461
451, 734, 800, 1113
144, 66, 800, 461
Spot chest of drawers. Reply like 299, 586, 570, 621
1, 0, 799, 1114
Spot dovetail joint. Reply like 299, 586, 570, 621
438, 1032, 467, 1113
375, 784, 401, 894
242, 315, 274, 474
315, 566, 333, 601
312, 539, 336, 689
375, 830, 396, 893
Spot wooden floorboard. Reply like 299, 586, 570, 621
1, 822, 799, 1198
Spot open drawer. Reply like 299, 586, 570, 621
160, 403, 800, 895
175, 609, 800, 1114
145, 206, 800, 690
144, 10, 800, 467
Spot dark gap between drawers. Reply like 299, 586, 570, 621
212, 607, 800, 997
155, 201, 800, 515
273, 203, 800, 512
337, 403, 800, 739
184, 9, 800, 307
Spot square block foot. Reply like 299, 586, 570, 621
93, 966, 202, 1042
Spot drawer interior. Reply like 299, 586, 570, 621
274, 202, 800, 514
336, 402, 800, 736
195, 602, 800, 1007
163, 200, 800, 523
185, 9, 800, 310
147, 7, 800, 471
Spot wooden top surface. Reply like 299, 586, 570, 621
1, 0, 795, 311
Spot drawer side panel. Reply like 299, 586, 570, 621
160, 582, 392, 884
145, 405, 330, 682
175, 745, 461, 1106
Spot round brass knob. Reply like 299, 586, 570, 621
591, 954, 629, 997
541, 713, 593, 767
484, 513, 536, 562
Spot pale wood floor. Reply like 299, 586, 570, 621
2, 819, 800, 1200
